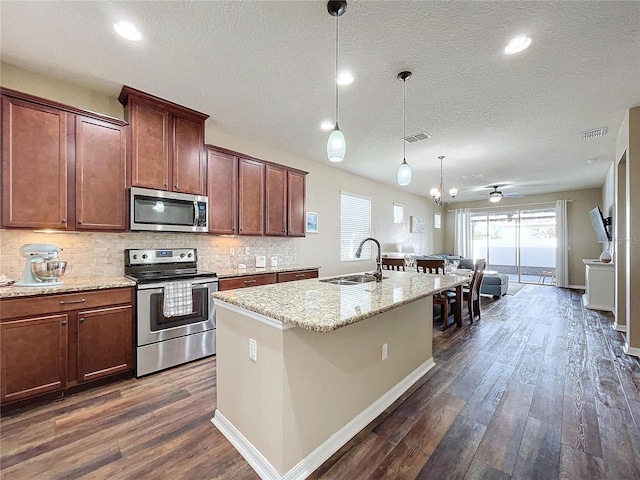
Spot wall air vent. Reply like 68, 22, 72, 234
580, 127, 608, 140
403, 131, 432, 143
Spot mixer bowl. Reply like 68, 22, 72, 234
31, 260, 67, 282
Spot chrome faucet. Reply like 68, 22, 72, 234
355, 237, 383, 282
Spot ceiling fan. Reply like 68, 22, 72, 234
487, 185, 523, 203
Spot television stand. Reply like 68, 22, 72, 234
582, 259, 614, 312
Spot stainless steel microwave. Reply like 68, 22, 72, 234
130, 187, 208, 233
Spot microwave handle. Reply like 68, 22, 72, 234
194, 201, 198, 227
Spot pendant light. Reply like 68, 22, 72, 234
327, 1, 347, 163
397, 71, 412, 185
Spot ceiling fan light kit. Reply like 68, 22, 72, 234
326, 0, 347, 163
397, 70, 412, 186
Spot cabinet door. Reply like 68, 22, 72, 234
287, 170, 306, 237
265, 165, 287, 236
130, 100, 170, 190
207, 149, 238, 234
173, 116, 205, 195
238, 158, 265, 235
1, 314, 67, 404
77, 305, 133, 383
1, 96, 69, 229
75, 116, 127, 230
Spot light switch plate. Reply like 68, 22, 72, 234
249, 338, 257, 361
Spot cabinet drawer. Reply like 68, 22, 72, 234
219, 274, 278, 291
277, 270, 319, 283
0, 287, 134, 321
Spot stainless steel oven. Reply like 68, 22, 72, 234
125, 248, 218, 377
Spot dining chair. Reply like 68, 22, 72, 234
463, 259, 486, 322
415, 258, 455, 328
416, 259, 445, 274
382, 257, 405, 271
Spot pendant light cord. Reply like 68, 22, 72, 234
403, 78, 406, 161
335, 14, 339, 126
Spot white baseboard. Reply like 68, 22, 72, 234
212, 357, 437, 480
624, 342, 640, 358
613, 321, 627, 332
569, 284, 585, 290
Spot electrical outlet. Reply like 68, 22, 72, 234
230, 247, 235, 256
246, 247, 251, 255
381, 343, 388, 361
249, 338, 257, 361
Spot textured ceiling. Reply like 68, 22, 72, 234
2, 1, 639, 202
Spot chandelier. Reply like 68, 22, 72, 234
429, 156, 458, 206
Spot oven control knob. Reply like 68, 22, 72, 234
142, 254, 148, 259
132, 254, 138, 260
180, 253, 186, 259
187, 253, 193, 258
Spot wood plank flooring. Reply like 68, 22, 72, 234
2, 285, 640, 479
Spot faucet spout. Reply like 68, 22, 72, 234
354, 237, 383, 282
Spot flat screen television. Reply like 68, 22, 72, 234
589, 207, 611, 242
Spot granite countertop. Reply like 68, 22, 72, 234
0, 277, 136, 299
212, 270, 468, 332
215, 264, 320, 279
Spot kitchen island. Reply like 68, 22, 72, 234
211, 270, 467, 480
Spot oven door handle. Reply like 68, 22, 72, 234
135, 278, 218, 291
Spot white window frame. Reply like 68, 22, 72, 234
341, 191, 372, 262
393, 203, 405, 224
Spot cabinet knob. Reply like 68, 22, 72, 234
79, 318, 85, 323
164, 183, 168, 188
61, 218, 66, 224
77, 219, 82, 225
174, 184, 178, 189
61, 320, 67, 325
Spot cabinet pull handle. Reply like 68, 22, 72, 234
296, 274, 305, 278
61, 320, 67, 325
61, 218, 66, 224
244, 280, 256, 284
59, 298, 86, 305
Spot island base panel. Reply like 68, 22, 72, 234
213, 297, 433, 478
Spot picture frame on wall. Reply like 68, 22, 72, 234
306, 211, 318, 233
409, 215, 426, 233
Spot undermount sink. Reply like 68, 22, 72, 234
320, 274, 380, 285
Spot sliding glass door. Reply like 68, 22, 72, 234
470, 207, 556, 283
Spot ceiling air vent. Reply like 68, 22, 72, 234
403, 131, 432, 143
580, 127, 608, 140
462, 173, 485, 180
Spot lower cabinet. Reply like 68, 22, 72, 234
218, 269, 319, 291
0, 287, 134, 409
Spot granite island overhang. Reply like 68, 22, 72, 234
210, 270, 468, 480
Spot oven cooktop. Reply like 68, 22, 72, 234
126, 269, 217, 284
124, 248, 217, 284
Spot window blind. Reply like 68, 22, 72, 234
341, 192, 372, 261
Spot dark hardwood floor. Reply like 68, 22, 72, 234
2, 284, 640, 479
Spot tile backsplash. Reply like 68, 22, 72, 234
0, 230, 295, 280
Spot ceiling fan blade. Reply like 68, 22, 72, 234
503, 192, 523, 198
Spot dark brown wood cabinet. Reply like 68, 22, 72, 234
119, 86, 208, 195
207, 149, 238, 234
1, 88, 128, 231
265, 165, 287, 236
238, 157, 265, 235
206, 145, 307, 237
287, 170, 306, 237
218, 269, 319, 291
75, 116, 127, 230
277, 269, 319, 283
0, 287, 134, 409
1, 95, 69, 229
1, 314, 68, 404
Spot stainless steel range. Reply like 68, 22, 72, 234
125, 248, 218, 377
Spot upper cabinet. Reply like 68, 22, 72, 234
1, 89, 127, 231
118, 86, 208, 195
206, 145, 307, 237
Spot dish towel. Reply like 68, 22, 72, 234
163, 281, 193, 317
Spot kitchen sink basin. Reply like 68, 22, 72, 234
320, 274, 381, 285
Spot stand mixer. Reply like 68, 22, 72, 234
15, 244, 67, 287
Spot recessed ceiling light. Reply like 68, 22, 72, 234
504, 35, 532, 55
336, 71, 354, 86
114, 21, 142, 41
321, 121, 335, 130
